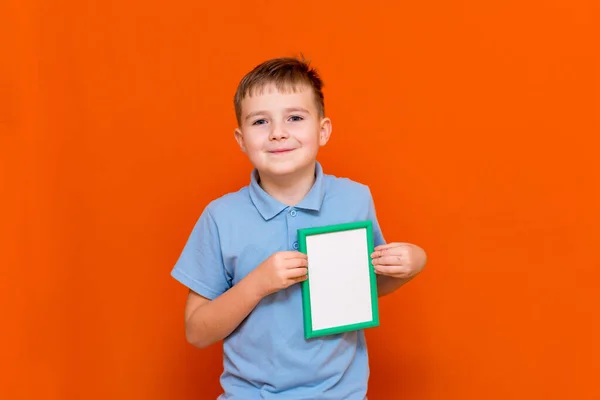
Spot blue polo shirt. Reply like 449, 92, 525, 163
171, 161, 385, 399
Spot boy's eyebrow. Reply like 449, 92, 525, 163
284, 107, 310, 114
244, 107, 311, 121
245, 111, 267, 121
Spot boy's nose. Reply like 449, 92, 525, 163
269, 124, 289, 140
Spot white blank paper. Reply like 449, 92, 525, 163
305, 228, 373, 332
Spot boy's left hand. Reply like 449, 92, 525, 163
371, 242, 427, 280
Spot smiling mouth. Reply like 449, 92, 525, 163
269, 149, 295, 154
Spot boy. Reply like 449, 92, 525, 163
171, 56, 427, 399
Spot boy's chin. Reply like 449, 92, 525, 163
259, 160, 315, 178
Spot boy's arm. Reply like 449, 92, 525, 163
184, 274, 264, 348
183, 251, 308, 349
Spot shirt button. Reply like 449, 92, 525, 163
290, 209, 297, 217
293, 242, 299, 250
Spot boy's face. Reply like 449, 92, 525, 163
234, 83, 332, 180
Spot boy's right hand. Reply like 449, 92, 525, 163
250, 251, 308, 297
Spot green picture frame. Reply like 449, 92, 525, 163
297, 220, 380, 339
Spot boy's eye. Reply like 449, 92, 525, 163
289, 115, 304, 122
252, 119, 267, 125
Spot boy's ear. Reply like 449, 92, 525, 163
319, 117, 332, 146
234, 128, 246, 153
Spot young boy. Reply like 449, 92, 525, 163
171, 56, 427, 399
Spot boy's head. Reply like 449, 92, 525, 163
233, 56, 332, 180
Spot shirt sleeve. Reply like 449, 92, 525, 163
367, 188, 386, 247
170, 206, 231, 300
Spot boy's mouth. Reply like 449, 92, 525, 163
268, 148, 295, 154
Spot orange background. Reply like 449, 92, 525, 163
2, 0, 599, 399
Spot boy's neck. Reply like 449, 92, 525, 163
257, 162, 317, 207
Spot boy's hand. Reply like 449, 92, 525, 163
250, 251, 308, 297
371, 242, 427, 280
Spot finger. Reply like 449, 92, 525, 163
291, 274, 308, 284
287, 267, 308, 278
372, 255, 405, 266
372, 248, 405, 259
374, 264, 411, 276
372, 246, 408, 259
285, 258, 308, 268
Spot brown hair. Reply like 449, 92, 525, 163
233, 56, 325, 125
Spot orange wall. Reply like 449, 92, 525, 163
2, 0, 599, 398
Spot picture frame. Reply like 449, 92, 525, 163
297, 220, 380, 339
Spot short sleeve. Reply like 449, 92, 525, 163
367, 188, 386, 247
170, 207, 231, 300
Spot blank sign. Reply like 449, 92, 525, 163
298, 221, 380, 339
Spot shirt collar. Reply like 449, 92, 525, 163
248, 161, 326, 221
